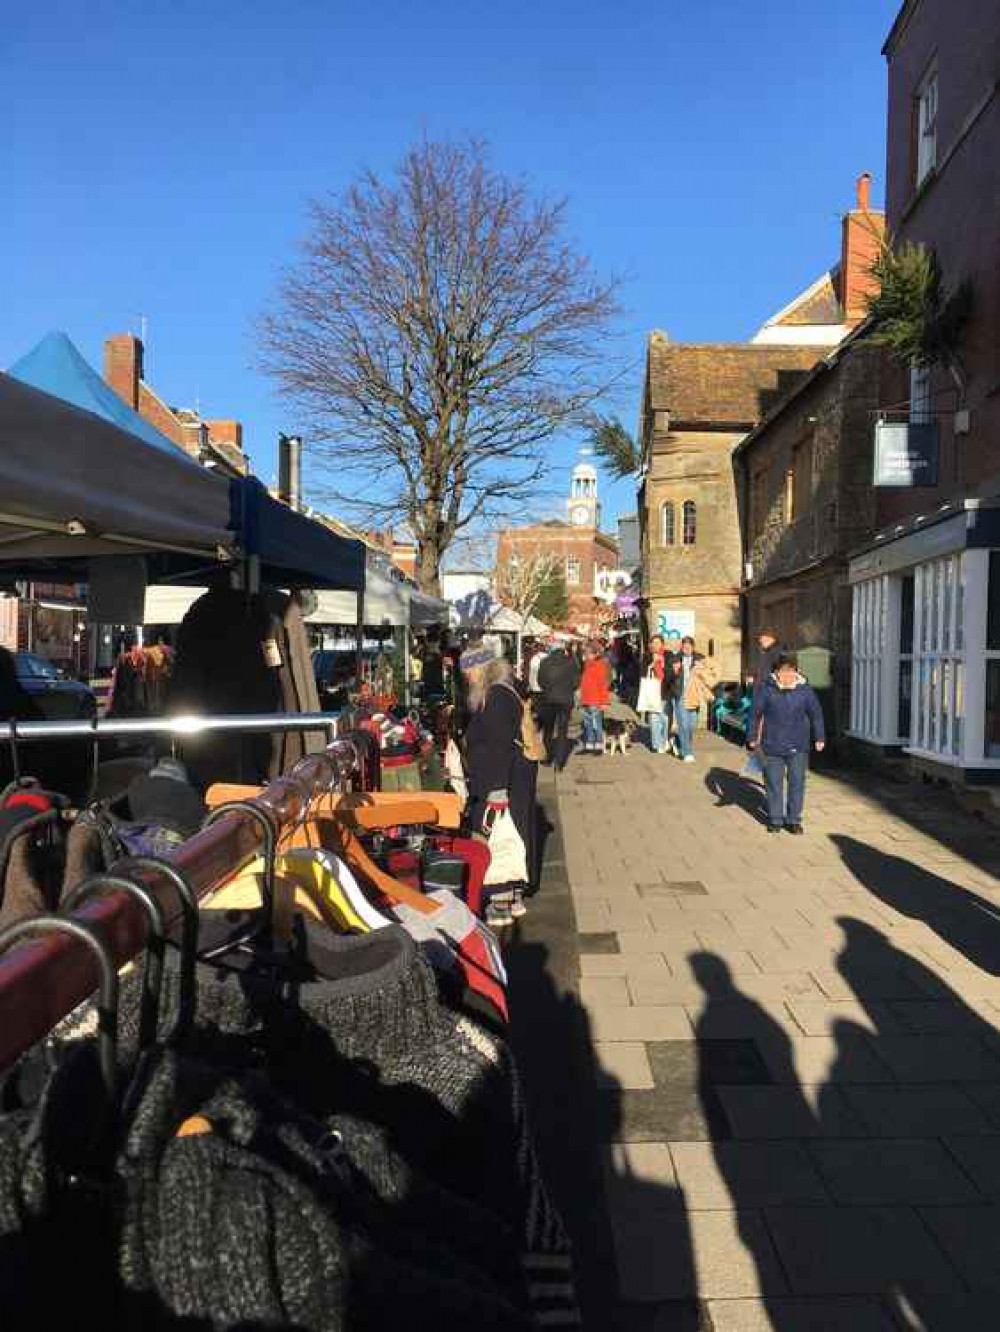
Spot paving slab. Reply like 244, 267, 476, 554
916, 1206, 1000, 1291
648, 1039, 773, 1088
941, 1134, 1000, 1198
872, 1034, 1000, 1083
591, 1041, 656, 1090
613, 1208, 788, 1300
716, 1086, 867, 1139
706, 1297, 899, 1332
579, 976, 632, 1007
839, 1085, 994, 1137
764, 1205, 964, 1295
670, 1140, 830, 1209
589, 1005, 693, 1042
807, 1138, 984, 1205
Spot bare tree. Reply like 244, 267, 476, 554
496, 550, 562, 624
258, 138, 621, 593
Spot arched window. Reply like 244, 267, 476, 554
661, 502, 675, 547
682, 501, 697, 546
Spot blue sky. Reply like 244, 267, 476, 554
2, 0, 898, 535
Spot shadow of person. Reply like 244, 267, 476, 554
506, 936, 700, 1330
820, 916, 1000, 1329
704, 767, 769, 825
832, 833, 1000, 974
689, 953, 821, 1329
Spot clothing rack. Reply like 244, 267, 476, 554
0, 735, 361, 1071
0, 712, 339, 743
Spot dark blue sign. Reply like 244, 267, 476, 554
873, 421, 939, 488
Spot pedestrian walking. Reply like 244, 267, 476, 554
747, 652, 826, 834
527, 639, 547, 700
750, 628, 783, 702
537, 641, 580, 771
668, 636, 718, 762
639, 635, 670, 753
579, 641, 612, 754
461, 648, 537, 924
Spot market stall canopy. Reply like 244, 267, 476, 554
232, 478, 365, 592
409, 588, 449, 627
486, 606, 550, 636
0, 341, 233, 570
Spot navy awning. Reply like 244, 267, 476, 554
231, 478, 365, 592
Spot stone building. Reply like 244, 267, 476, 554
847, 0, 1000, 783
639, 175, 885, 682
496, 464, 619, 634
639, 341, 826, 679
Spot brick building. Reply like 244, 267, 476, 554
104, 334, 248, 478
847, 0, 1000, 781
733, 178, 887, 736
495, 464, 619, 633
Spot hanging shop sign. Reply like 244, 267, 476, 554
873, 421, 939, 488
594, 568, 633, 603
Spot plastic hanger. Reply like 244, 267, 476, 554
321, 816, 439, 917
280, 847, 390, 932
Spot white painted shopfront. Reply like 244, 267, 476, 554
848, 502, 1000, 777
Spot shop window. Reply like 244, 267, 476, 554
566, 556, 581, 585
912, 554, 964, 758
898, 574, 915, 741
682, 501, 697, 546
914, 64, 938, 188
851, 577, 886, 741
661, 502, 675, 547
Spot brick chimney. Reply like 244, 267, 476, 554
208, 419, 243, 451
840, 172, 886, 325
103, 334, 143, 409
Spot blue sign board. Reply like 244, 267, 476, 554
873, 421, 939, 488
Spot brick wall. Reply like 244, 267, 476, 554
496, 525, 619, 631
880, 0, 1000, 524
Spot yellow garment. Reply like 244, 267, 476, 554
211, 853, 370, 935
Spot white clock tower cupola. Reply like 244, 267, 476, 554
567, 462, 600, 529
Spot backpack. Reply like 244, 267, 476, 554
499, 683, 546, 762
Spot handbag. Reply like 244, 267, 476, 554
483, 808, 528, 886
637, 668, 664, 715
499, 682, 546, 762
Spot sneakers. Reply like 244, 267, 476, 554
683, 754, 696, 764
510, 887, 528, 919
486, 898, 514, 928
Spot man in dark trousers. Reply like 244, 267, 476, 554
537, 642, 580, 771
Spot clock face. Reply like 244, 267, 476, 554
572, 505, 590, 526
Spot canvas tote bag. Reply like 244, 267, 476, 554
637, 667, 664, 715
483, 808, 529, 886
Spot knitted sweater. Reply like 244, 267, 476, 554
127, 918, 579, 1328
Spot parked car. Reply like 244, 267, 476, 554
15, 653, 97, 719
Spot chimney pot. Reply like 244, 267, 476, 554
856, 171, 872, 211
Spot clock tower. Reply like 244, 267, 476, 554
567, 462, 601, 529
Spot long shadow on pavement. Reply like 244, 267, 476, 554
833, 833, 1000, 975
704, 766, 769, 826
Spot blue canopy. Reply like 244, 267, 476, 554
231, 478, 365, 592
8, 331, 196, 464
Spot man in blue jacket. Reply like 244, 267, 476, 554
747, 653, 826, 835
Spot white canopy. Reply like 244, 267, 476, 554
486, 606, 550, 636
141, 565, 444, 630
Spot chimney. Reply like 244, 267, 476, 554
104, 334, 143, 409
840, 172, 886, 325
207, 419, 243, 451
277, 433, 302, 511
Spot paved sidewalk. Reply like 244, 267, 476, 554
543, 731, 1000, 1331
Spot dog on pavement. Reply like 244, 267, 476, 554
603, 718, 635, 756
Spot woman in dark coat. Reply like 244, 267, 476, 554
462, 652, 538, 928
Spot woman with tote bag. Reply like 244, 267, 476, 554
639, 635, 669, 754
461, 648, 538, 927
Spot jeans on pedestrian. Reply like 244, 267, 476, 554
675, 705, 697, 758
581, 706, 604, 750
763, 749, 808, 826
541, 702, 572, 769
648, 709, 668, 753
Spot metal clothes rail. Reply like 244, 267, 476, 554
0, 731, 359, 1071
0, 712, 340, 742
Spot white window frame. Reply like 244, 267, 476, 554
907, 553, 968, 764
916, 64, 938, 187
566, 555, 581, 585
